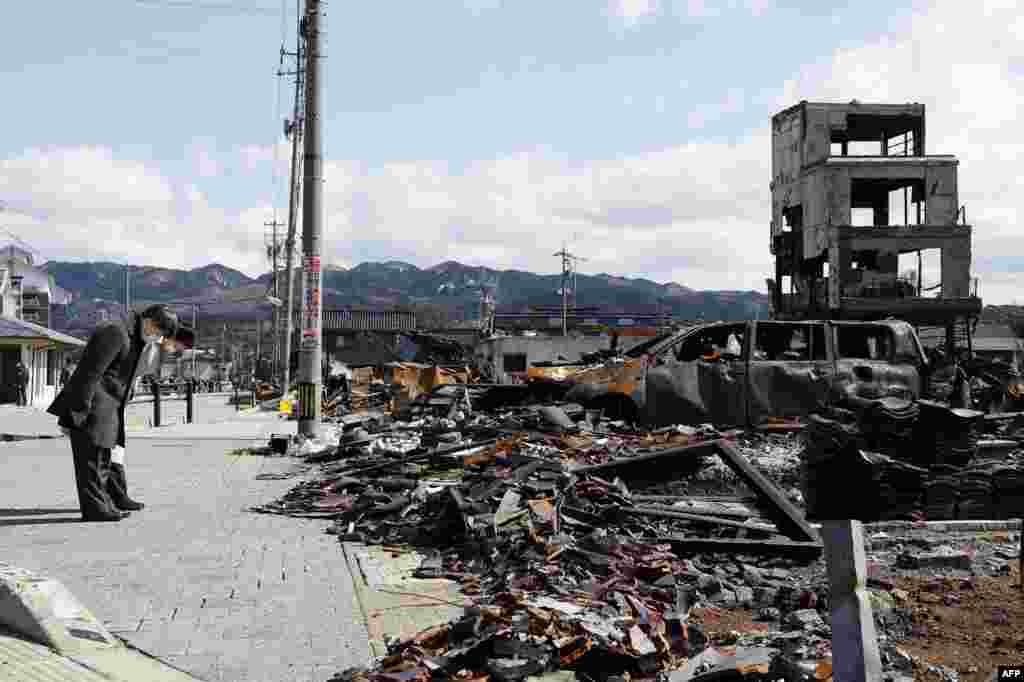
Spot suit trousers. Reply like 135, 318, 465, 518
68, 427, 116, 517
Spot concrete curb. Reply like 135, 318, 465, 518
0, 562, 201, 681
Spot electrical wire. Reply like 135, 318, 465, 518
128, 0, 279, 17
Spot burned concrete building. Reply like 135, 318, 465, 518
769, 101, 982, 343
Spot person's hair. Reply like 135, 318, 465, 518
141, 305, 179, 338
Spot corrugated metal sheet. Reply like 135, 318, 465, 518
307, 309, 416, 332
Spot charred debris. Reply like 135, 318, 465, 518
250, 328, 1024, 681
247, 101, 1024, 681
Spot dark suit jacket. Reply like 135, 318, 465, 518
47, 314, 145, 449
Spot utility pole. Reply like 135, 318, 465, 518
281, 0, 305, 399
124, 265, 131, 316
553, 246, 586, 337
221, 323, 227, 386
555, 247, 569, 336
297, 0, 323, 438
265, 219, 284, 382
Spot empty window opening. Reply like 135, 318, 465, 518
780, 275, 793, 295
846, 250, 907, 298
851, 178, 925, 227
676, 324, 747, 362
754, 323, 827, 361
887, 130, 917, 156
845, 140, 885, 155
897, 249, 942, 298
836, 325, 894, 361
851, 208, 875, 226
831, 115, 924, 157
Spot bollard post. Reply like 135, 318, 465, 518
821, 520, 883, 681
234, 384, 239, 412
153, 384, 162, 428
186, 380, 194, 424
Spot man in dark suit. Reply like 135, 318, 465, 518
14, 361, 28, 406
47, 305, 185, 522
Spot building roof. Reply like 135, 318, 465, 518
0, 316, 86, 347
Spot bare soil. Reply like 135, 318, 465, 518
893, 562, 1024, 681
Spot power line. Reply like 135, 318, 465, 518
127, 0, 280, 16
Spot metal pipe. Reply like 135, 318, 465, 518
153, 383, 162, 427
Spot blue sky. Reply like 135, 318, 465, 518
2, 0, 1023, 304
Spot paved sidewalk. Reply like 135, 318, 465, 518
0, 394, 261, 439
0, 414, 370, 682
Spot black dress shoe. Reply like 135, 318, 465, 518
115, 499, 144, 511
82, 510, 131, 522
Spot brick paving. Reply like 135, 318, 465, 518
0, 414, 371, 682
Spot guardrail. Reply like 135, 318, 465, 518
126, 381, 259, 427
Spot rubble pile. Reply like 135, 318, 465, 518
248, 378, 1024, 681
252, 398, 852, 680
801, 397, 1024, 523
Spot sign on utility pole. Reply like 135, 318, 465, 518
297, 0, 323, 438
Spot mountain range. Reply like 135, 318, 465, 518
44, 260, 770, 323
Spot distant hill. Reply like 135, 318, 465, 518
45, 262, 254, 304
46, 259, 770, 326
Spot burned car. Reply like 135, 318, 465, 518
564, 319, 928, 428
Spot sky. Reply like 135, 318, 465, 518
1, 0, 1023, 303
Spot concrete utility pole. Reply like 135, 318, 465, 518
124, 266, 131, 315
281, 0, 305, 398
296, 0, 323, 438
265, 219, 284, 381
553, 246, 585, 337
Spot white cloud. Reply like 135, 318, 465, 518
3, 0, 1023, 306
0, 146, 271, 276
609, 0, 661, 25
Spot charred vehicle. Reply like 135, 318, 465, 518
563, 319, 929, 428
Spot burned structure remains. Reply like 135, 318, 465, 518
769, 101, 982, 343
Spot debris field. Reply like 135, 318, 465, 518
251, 382, 1024, 682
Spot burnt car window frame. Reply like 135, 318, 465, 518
672, 322, 749, 362
833, 323, 896, 362
752, 321, 826, 362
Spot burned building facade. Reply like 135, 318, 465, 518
769, 101, 982, 338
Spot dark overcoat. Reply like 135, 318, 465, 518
47, 313, 145, 449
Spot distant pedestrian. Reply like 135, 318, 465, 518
47, 305, 190, 522
14, 360, 28, 406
